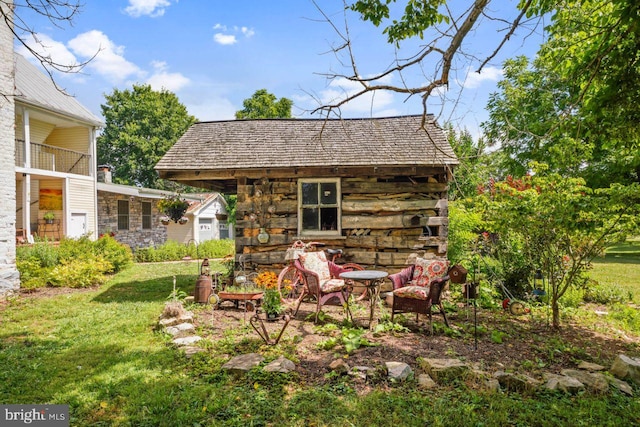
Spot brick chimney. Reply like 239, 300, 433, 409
97, 165, 112, 183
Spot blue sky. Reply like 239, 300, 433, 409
16, 0, 545, 137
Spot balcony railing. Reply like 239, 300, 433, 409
15, 140, 91, 176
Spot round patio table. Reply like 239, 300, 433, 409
340, 270, 388, 329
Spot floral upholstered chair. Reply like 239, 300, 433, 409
389, 258, 465, 333
293, 251, 359, 323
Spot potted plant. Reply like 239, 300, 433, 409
255, 271, 283, 319
43, 212, 55, 224
157, 195, 190, 223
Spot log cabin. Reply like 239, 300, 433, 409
155, 115, 459, 272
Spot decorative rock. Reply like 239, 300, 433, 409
419, 358, 470, 383
494, 371, 540, 392
610, 354, 640, 385
484, 378, 501, 393
158, 317, 180, 328
417, 374, 437, 389
609, 377, 634, 396
222, 353, 265, 374
178, 312, 194, 324
264, 356, 296, 373
561, 369, 609, 393
577, 361, 605, 372
349, 366, 374, 381
329, 359, 350, 375
184, 296, 195, 304
173, 336, 202, 346
386, 361, 413, 382
182, 346, 206, 358
165, 322, 196, 337
543, 373, 584, 394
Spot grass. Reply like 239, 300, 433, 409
1, 260, 640, 426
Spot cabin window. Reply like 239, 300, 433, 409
117, 200, 129, 230
141, 201, 152, 230
298, 178, 341, 236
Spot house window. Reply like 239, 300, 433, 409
117, 200, 129, 230
141, 201, 152, 230
298, 178, 341, 236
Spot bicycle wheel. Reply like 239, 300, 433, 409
340, 262, 364, 272
278, 265, 304, 303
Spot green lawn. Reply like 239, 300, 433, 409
1, 260, 639, 426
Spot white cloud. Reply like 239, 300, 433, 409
68, 30, 143, 83
317, 75, 396, 115
459, 66, 503, 89
213, 33, 237, 45
124, 0, 172, 18
212, 24, 255, 45
146, 61, 190, 92
16, 33, 79, 68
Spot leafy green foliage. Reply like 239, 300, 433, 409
235, 89, 292, 119
97, 84, 196, 189
16, 236, 133, 288
133, 239, 234, 263
351, 0, 448, 44
476, 167, 640, 327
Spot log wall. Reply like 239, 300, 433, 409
234, 172, 450, 273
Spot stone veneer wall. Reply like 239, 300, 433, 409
97, 192, 168, 250
0, 1, 20, 295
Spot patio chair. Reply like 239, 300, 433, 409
292, 250, 357, 323
388, 258, 467, 333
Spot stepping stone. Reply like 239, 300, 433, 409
386, 361, 413, 382
264, 356, 295, 373
222, 353, 264, 374
173, 336, 202, 346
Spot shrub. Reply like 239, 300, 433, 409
94, 235, 133, 272
133, 239, 235, 262
48, 256, 111, 288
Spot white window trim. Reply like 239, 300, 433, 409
297, 178, 341, 237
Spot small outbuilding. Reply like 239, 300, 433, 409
156, 115, 458, 271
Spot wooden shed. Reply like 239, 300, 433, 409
156, 115, 458, 272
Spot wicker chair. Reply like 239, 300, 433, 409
292, 251, 359, 323
389, 259, 467, 333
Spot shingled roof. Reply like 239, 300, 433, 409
158, 115, 456, 170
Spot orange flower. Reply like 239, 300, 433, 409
255, 271, 278, 290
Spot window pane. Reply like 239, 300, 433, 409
142, 202, 151, 230
320, 207, 338, 230
301, 183, 318, 204
320, 183, 337, 204
302, 207, 319, 230
117, 200, 129, 230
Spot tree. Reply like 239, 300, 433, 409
476, 164, 640, 328
235, 89, 293, 119
313, 0, 639, 129
97, 84, 196, 189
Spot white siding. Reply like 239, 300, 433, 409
68, 178, 97, 240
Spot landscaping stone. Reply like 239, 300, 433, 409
419, 358, 469, 383
165, 322, 195, 337
222, 353, 265, 374
264, 356, 295, 373
577, 361, 605, 372
609, 377, 634, 396
329, 359, 350, 375
417, 374, 437, 389
182, 346, 206, 358
483, 378, 501, 393
349, 366, 374, 381
561, 369, 609, 393
158, 317, 180, 328
610, 354, 640, 385
386, 361, 413, 382
494, 371, 540, 392
173, 336, 202, 346
543, 373, 584, 394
